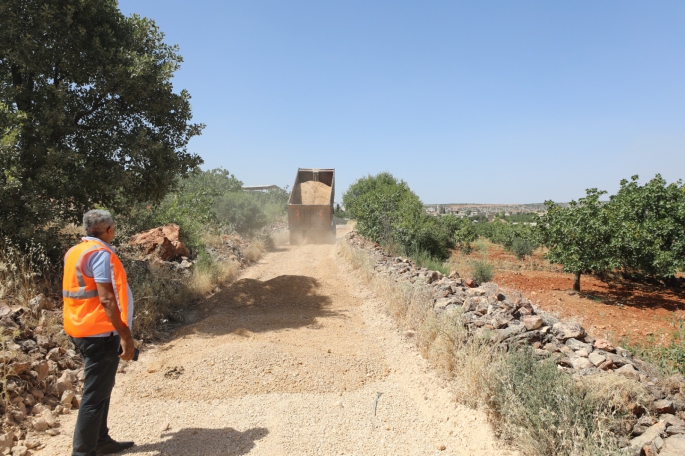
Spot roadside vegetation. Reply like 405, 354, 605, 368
0, 1, 288, 342
340, 241, 642, 456
344, 171, 685, 387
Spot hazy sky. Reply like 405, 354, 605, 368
118, 1, 685, 204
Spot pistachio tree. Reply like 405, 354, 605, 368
608, 175, 685, 279
538, 190, 615, 292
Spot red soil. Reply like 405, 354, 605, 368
454, 244, 685, 347
496, 270, 685, 346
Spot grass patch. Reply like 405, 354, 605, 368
623, 317, 685, 375
411, 251, 449, 275
471, 258, 494, 283
492, 349, 622, 455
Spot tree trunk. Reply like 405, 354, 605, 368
573, 272, 581, 292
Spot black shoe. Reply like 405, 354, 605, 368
96, 438, 134, 455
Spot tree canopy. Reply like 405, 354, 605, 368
538, 189, 615, 291
0, 0, 203, 245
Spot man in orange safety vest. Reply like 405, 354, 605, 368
63, 209, 135, 456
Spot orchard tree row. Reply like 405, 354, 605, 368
539, 175, 685, 292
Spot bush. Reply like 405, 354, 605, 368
471, 259, 494, 283
492, 349, 620, 455
511, 237, 536, 259
343, 173, 455, 260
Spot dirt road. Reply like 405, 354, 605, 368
39, 229, 512, 455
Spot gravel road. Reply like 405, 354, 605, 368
38, 228, 514, 455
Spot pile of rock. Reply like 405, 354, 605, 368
128, 223, 191, 263
205, 234, 254, 266
345, 232, 685, 455
0, 299, 84, 453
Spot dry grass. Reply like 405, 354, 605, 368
0, 238, 54, 305
340, 239, 626, 456
583, 373, 652, 415
243, 241, 264, 263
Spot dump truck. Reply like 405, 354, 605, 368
287, 168, 335, 244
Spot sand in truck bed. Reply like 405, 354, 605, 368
298, 181, 331, 205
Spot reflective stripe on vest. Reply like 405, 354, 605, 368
62, 240, 130, 337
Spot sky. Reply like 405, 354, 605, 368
118, 0, 685, 204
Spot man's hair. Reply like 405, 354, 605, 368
83, 209, 114, 237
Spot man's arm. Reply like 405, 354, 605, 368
95, 282, 135, 361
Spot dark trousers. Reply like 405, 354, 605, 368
70, 334, 120, 456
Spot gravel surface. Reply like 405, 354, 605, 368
37, 228, 515, 455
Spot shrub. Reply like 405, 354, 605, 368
343, 172, 454, 260
511, 237, 535, 259
471, 259, 494, 283
492, 348, 621, 455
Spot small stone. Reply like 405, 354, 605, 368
464, 278, 477, 288
642, 442, 658, 456
629, 421, 667, 449
32, 361, 49, 382
32, 417, 49, 432
0, 432, 14, 454
616, 364, 640, 381
594, 338, 615, 352
24, 437, 41, 449
570, 357, 593, 370
56, 370, 74, 394
30, 389, 44, 401
72, 395, 82, 409
438, 445, 446, 451
654, 399, 676, 414
11, 445, 28, 456
667, 425, 685, 435
31, 404, 47, 416
576, 349, 589, 358
42, 410, 56, 427
553, 322, 585, 340
61, 390, 75, 406
598, 359, 615, 371
565, 338, 592, 352
522, 315, 543, 330
660, 434, 685, 455
45, 429, 60, 436
588, 352, 607, 366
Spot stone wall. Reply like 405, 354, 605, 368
345, 231, 685, 455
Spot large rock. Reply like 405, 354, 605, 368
659, 435, 685, 455
629, 421, 667, 449
129, 224, 190, 261
616, 364, 640, 381
570, 356, 593, 370
522, 315, 543, 330
552, 322, 585, 340
0, 432, 14, 455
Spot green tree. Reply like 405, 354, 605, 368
446, 216, 476, 253
0, 0, 203, 247
343, 173, 455, 260
608, 175, 685, 279
538, 190, 615, 292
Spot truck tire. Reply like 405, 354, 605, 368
290, 230, 301, 245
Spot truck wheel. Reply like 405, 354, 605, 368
290, 230, 300, 245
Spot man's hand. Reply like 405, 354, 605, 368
95, 282, 135, 360
119, 334, 135, 361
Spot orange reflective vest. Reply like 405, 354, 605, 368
62, 239, 130, 337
